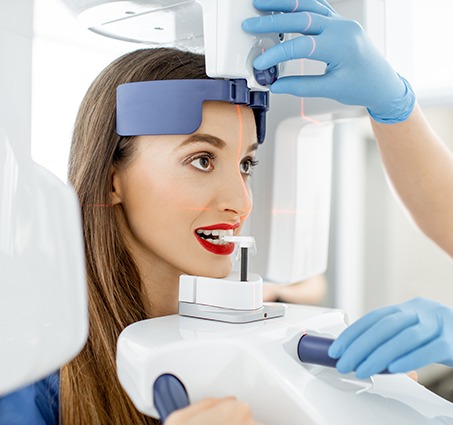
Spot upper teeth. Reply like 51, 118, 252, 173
197, 229, 233, 244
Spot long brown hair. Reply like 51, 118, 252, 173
63, 48, 207, 425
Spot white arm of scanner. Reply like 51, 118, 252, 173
0, 1, 88, 395
62, 0, 282, 90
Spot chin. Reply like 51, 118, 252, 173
187, 260, 232, 279
178, 247, 234, 278
206, 269, 230, 279
201, 267, 231, 279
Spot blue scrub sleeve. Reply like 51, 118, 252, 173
0, 372, 59, 425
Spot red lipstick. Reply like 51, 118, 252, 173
194, 223, 239, 255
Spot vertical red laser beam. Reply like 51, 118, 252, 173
299, 58, 320, 125
235, 105, 251, 223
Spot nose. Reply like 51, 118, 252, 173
217, 169, 253, 218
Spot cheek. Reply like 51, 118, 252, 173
131, 170, 214, 226
154, 176, 212, 212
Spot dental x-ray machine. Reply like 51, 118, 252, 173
60, 1, 453, 423
3, 0, 453, 423
65, 0, 453, 425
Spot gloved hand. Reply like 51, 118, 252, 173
242, 0, 416, 123
328, 297, 453, 379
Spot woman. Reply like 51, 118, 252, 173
0, 48, 262, 425
63, 48, 262, 424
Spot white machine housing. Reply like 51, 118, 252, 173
0, 0, 88, 395
249, 119, 334, 283
2, 1, 449, 425
117, 273, 453, 424
62, 0, 282, 91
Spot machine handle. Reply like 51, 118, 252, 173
297, 334, 389, 374
297, 334, 338, 368
153, 373, 190, 423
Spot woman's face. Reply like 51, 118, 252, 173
112, 101, 258, 281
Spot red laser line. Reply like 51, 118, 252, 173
236, 105, 252, 222
303, 12, 312, 32
307, 35, 316, 57
299, 58, 321, 125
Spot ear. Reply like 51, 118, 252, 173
110, 166, 123, 206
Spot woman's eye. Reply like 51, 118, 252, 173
241, 158, 259, 176
190, 155, 214, 172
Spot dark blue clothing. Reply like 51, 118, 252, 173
0, 372, 59, 425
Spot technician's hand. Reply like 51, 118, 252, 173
165, 397, 263, 425
328, 297, 453, 379
242, 0, 415, 123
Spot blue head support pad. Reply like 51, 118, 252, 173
116, 79, 269, 144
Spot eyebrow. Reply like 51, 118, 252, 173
178, 133, 226, 150
178, 133, 258, 154
247, 142, 259, 154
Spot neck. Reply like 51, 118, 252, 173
133, 249, 182, 318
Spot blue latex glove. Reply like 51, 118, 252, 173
328, 298, 453, 379
242, 0, 416, 123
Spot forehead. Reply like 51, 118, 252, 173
197, 101, 256, 138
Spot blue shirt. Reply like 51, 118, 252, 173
0, 372, 59, 425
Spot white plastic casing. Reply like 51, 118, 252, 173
62, 0, 281, 90
73, 1, 205, 47
0, 0, 88, 395
117, 304, 453, 424
0, 136, 88, 395
179, 273, 263, 311
266, 120, 334, 283
196, 0, 280, 90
